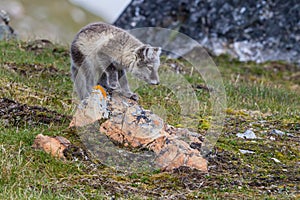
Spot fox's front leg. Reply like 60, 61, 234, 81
118, 69, 138, 101
106, 64, 119, 90
99, 64, 118, 91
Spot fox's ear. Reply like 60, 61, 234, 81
154, 47, 162, 56
135, 45, 150, 59
135, 45, 161, 61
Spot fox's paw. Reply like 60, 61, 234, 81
108, 83, 118, 90
129, 93, 139, 101
121, 91, 139, 101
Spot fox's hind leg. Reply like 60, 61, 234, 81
72, 60, 98, 100
71, 62, 87, 100
70, 61, 78, 82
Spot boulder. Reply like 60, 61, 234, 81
70, 87, 208, 171
0, 10, 16, 40
114, 0, 300, 65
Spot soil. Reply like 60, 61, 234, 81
0, 98, 70, 126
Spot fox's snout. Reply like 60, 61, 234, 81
150, 80, 160, 85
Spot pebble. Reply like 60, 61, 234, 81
269, 136, 276, 141
271, 158, 281, 163
236, 129, 257, 139
270, 129, 285, 136
270, 129, 294, 137
239, 149, 255, 154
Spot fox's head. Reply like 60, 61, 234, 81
130, 45, 161, 85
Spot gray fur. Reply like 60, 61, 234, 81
70, 22, 161, 100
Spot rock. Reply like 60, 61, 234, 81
114, 0, 300, 65
271, 157, 281, 163
269, 136, 276, 141
70, 87, 208, 172
269, 129, 294, 137
69, 86, 109, 127
0, 10, 16, 40
32, 134, 90, 161
236, 129, 257, 139
270, 129, 285, 136
32, 134, 71, 159
239, 149, 255, 154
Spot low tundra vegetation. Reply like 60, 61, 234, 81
0, 40, 299, 199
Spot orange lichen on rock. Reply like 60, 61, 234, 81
93, 85, 107, 99
69, 87, 109, 127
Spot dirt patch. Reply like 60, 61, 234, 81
264, 62, 299, 73
25, 39, 55, 52
24, 39, 70, 57
0, 98, 70, 126
3, 62, 69, 77
172, 149, 244, 191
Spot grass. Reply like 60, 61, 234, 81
0, 40, 299, 199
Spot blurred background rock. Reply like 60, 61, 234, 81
1, 0, 299, 65
115, 0, 300, 65
0, 10, 17, 40
0, 0, 129, 44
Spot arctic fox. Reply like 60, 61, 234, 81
70, 22, 161, 100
